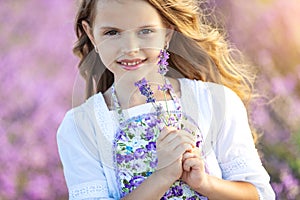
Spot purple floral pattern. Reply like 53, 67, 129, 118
112, 84, 207, 199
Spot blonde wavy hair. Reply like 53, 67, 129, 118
73, 0, 255, 102
73, 0, 257, 140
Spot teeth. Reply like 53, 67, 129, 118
120, 61, 141, 66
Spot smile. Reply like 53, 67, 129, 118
117, 58, 147, 70
121, 60, 142, 66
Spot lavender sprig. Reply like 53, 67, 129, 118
134, 78, 155, 103
157, 49, 171, 122
157, 49, 170, 75
134, 49, 172, 125
134, 78, 165, 124
158, 83, 172, 92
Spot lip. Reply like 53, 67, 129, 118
117, 58, 147, 71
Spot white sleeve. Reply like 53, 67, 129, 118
213, 86, 275, 200
57, 108, 115, 200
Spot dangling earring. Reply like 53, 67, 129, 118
157, 42, 170, 75
165, 41, 169, 50
94, 45, 99, 53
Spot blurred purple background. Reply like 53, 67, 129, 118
1, 0, 299, 199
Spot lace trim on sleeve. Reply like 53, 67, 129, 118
93, 93, 116, 142
257, 188, 263, 200
220, 157, 275, 199
219, 157, 248, 179
69, 180, 109, 200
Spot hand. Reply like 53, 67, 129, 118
155, 126, 195, 183
181, 148, 209, 191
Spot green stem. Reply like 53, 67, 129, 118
162, 76, 172, 126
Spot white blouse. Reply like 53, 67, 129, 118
57, 78, 275, 199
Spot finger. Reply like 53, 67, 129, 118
191, 147, 202, 158
182, 152, 196, 162
156, 155, 182, 170
158, 128, 195, 148
173, 133, 195, 148
162, 134, 195, 151
158, 127, 197, 148
174, 143, 193, 158
157, 143, 193, 168
183, 157, 204, 171
177, 129, 196, 143
157, 126, 177, 142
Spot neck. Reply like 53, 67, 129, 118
113, 74, 170, 109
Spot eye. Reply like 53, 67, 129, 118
104, 30, 119, 36
139, 29, 154, 35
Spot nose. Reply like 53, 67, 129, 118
121, 31, 140, 55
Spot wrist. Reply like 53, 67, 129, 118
153, 169, 177, 187
194, 173, 213, 197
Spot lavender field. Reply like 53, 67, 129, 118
1, 0, 299, 199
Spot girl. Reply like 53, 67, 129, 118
57, 0, 275, 199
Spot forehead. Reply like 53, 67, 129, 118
93, 0, 164, 29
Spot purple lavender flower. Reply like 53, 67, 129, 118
145, 127, 155, 140
163, 188, 173, 198
127, 122, 138, 129
158, 83, 172, 92
124, 154, 134, 163
129, 175, 145, 187
116, 154, 124, 163
134, 78, 155, 103
150, 159, 158, 168
146, 141, 156, 151
134, 148, 146, 159
167, 116, 176, 126
116, 130, 128, 142
145, 117, 158, 128
125, 183, 131, 189
158, 49, 170, 75
156, 103, 163, 115
171, 185, 183, 196
145, 116, 151, 121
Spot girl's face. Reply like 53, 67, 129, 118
84, 0, 172, 82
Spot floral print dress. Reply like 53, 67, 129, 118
111, 85, 208, 200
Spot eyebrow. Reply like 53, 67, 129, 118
99, 24, 159, 30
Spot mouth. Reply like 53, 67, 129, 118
117, 58, 147, 70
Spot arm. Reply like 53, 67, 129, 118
182, 150, 259, 200
206, 84, 275, 199
181, 82, 275, 199
201, 175, 259, 200
121, 170, 174, 200
57, 110, 116, 199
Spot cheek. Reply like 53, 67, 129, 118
145, 49, 161, 63
140, 35, 165, 52
99, 50, 114, 67
97, 42, 118, 67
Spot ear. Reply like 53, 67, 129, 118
82, 20, 96, 46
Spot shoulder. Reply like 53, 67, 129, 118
57, 93, 106, 139
199, 81, 247, 124
67, 92, 106, 117
179, 78, 246, 128
57, 93, 108, 160
179, 78, 241, 106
